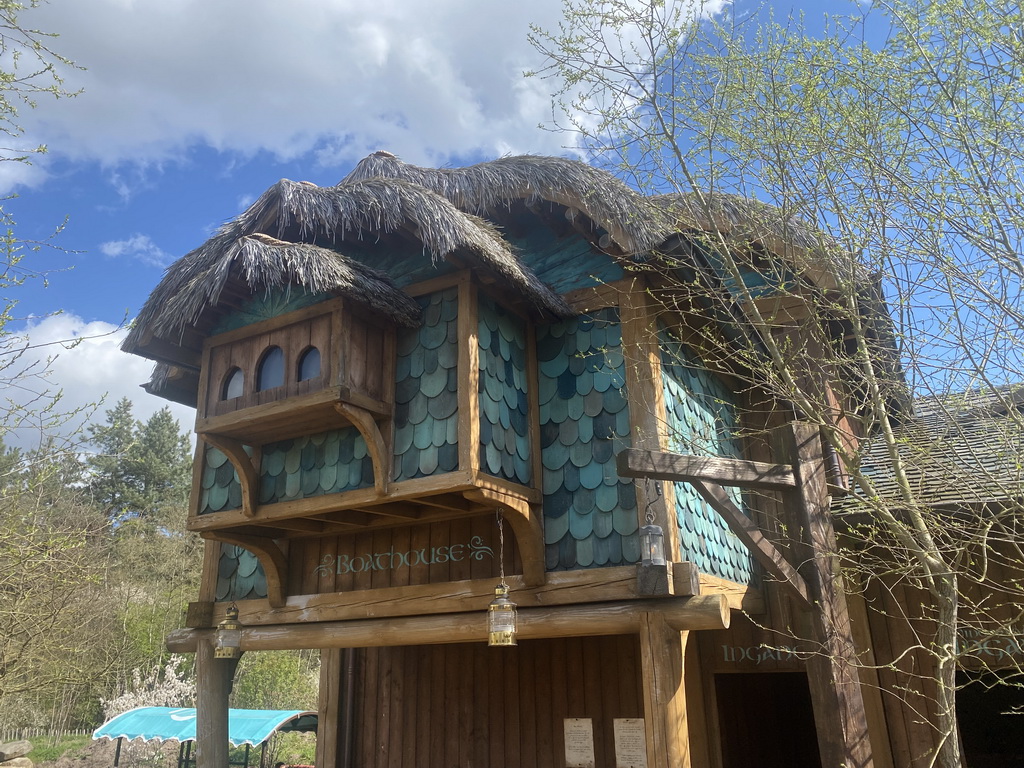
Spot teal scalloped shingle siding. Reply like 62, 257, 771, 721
199, 446, 243, 514
216, 544, 268, 602
211, 288, 331, 335
539, 309, 637, 570
660, 332, 755, 584
261, 428, 373, 503
509, 229, 624, 295
392, 288, 460, 481
699, 247, 793, 300
344, 240, 459, 289
478, 297, 531, 485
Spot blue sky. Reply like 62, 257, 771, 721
6, 0, 843, 446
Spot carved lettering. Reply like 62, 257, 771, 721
315, 535, 496, 577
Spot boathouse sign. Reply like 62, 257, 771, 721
315, 536, 495, 577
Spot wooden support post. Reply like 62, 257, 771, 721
639, 613, 691, 768
779, 422, 874, 768
317, 648, 343, 768
195, 640, 231, 768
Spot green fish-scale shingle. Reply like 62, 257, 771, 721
199, 446, 243, 515
261, 427, 372, 504
392, 289, 460, 482
215, 544, 268, 602
539, 309, 636, 571
660, 330, 755, 585
478, 297, 531, 485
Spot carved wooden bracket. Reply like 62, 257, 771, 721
335, 402, 389, 495
208, 532, 289, 609
464, 487, 545, 587
202, 435, 260, 518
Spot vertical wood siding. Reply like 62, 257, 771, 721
350, 635, 643, 768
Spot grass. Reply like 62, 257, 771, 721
28, 734, 92, 763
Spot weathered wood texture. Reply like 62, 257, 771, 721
640, 614, 692, 768
198, 562, 703, 630
317, 648, 343, 768
290, 516, 518, 595
350, 636, 644, 768
781, 423, 874, 768
195, 641, 231, 768
167, 596, 729, 653
617, 449, 797, 490
858, 577, 941, 768
197, 300, 393, 444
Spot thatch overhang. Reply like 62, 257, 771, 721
123, 174, 577, 372
342, 152, 675, 256
123, 231, 422, 370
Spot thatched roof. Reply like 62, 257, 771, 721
342, 152, 675, 255
122, 168, 584, 370
124, 151, 867, 396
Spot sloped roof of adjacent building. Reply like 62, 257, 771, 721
852, 385, 1024, 510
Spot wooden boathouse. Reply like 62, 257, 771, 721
125, 152, 905, 768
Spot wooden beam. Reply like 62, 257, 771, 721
187, 471, 482, 532
464, 487, 546, 587
780, 422, 874, 768
617, 448, 797, 490
457, 275, 481, 475
620, 286, 680, 563
193, 563, 703, 627
690, 479, 812, 606
167, 595, 731, 652
335, 402, 389, 495
699, 572, 765, 614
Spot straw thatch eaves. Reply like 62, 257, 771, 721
124, 151, 856, 396
343, 152, 676, 255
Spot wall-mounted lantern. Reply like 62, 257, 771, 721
214, 603, 242, 659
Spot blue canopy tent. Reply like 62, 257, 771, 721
93, 707, 317, 768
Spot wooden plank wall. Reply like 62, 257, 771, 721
346, 636, 643, 768
287, 516, 520, 596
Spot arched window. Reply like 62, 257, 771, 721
256, 346, 285, 391
297, 346, 322, 382
222, 367, 244, 400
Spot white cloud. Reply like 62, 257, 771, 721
14, 0, 576, 190
3, 314, 196, 450
100, 233, 172, 267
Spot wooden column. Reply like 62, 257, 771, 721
639, 613, 691, 768
779, 422, 874, 768
317, 648, 347, 768
195, 640, 231, 768
620, 287, 679, 562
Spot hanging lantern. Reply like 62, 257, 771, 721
214, 603, 242, 659
639, 524, 666, 567
488, 583, 518, 647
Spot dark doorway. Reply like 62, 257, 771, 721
957, 671, 1024, 768
715, 672, 821, 768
